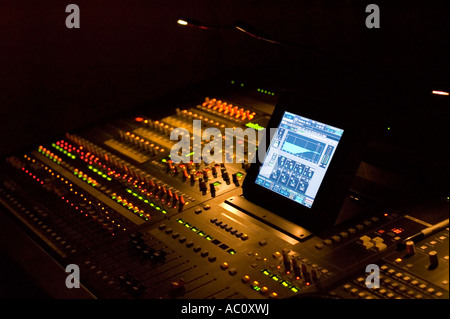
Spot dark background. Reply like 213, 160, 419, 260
0, 0, 448, 298
1, 0, 448, 156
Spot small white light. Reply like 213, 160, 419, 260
432, 90, 449, 96
177, 19, 188, 26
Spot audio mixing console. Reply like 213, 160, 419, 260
0, 88, 448, 300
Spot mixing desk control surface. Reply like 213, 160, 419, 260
0, 93, 448, 300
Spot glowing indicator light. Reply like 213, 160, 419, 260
177, 19, 188, 26
432, 90, 449, 96
261, 269, 270, 276
271, 275, 281, 282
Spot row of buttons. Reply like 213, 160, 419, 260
316, 216, 383, 249
158, 223, 218, 262
210, 218, 249, 240
341, 283, 378, 299
380, 265, 446, 298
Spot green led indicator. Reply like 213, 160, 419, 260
161, 210, 167, 214
161, 158, 167, 163
184, 222, 191, 228
227, 249, 236, 255
155, 206, 161, 211
177, 218, 184, 224
198, 231, 205, 237
271, 275, 280, 282
205, 235, 213, 241
185, 151, 195, 157
245, 122, 265, 131
290, 286, 299, 293
191, 226, 198, 232
261, 269, 270, 276
253, 285, 261, 291
236, 172, 244, 177
213, 181, 221, 186
231, 80, 235, 84
281, 280, 290, 287
240, 83, 244, 87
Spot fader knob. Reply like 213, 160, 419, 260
209, 183, 216, 198
406, 240, 416, 255
429, 251, 439, 269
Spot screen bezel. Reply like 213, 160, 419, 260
242, 91, 365, 231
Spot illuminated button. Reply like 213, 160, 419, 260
436, 292, 444, 297
429, 240, 437, 245
375, 243, 387, 251
415, 294, 423, 299
343, 284, 352, 291
220, 262, 229, 270
418, 284, 427, 290
386, 292, 395, 299
363, 242, 374, 250
426, 287, 435, 294
402, 276, 411, 282
442, 280, 449, 285
273, 251, 281, 258
358, 292, 367, 298
358, 235, 371, 243
350, 288, 359, 295
387, 269, 396, 275
259, 286, 269, 295
241, 275, 250, 283
371, 237, 384, 244
378, 289, 387, 295
269, 292, 278, 299
241, 234, 249, 241
203, 204, 211, 210
410, 280, 419, 286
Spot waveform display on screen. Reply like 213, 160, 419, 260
281, 132, 325, 164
